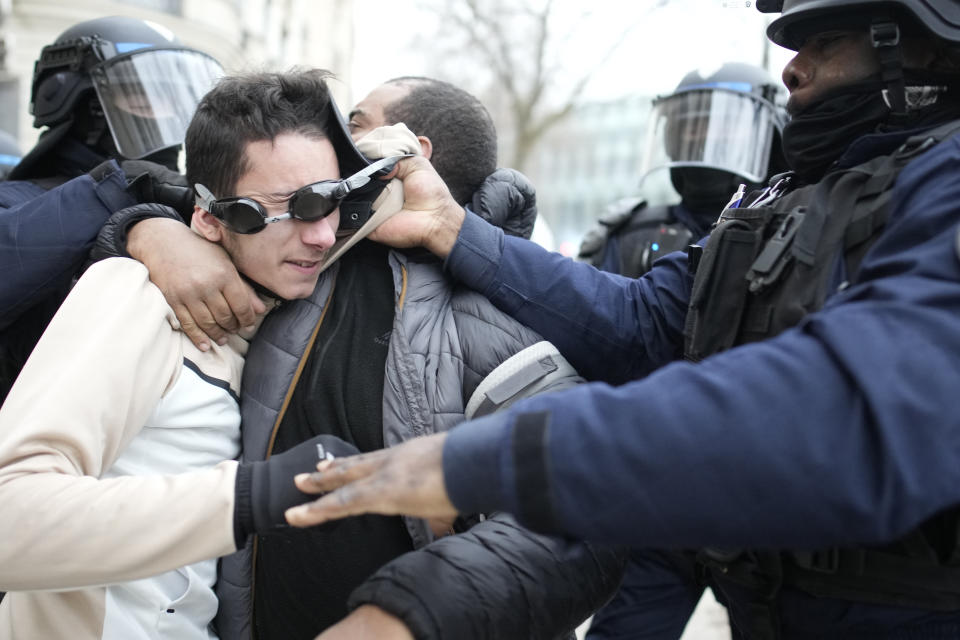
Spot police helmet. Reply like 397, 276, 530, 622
640, 63, 788, 190
758, 0, 960, 114
757, 0, 960, 51
30, 15, 223, 160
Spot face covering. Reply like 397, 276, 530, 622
670, 167, 747, 215
782, 71, 960, 183
781, 80, 891, 183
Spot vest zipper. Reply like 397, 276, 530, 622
249, 272, 339, 638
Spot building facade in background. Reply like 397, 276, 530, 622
0, 0, 353, 151
521, 94, 678, 256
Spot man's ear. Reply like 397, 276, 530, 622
191, 206, 226, 243
417, 135, 433, 161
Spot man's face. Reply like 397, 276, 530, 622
347, 82, 411, 141
781, 30, 881, 115
218, 132, 340, 300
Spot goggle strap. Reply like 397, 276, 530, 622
344, 154, 413, 187
195, 183, 217, 212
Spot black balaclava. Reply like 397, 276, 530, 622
782, 72, 960, 183
671, 167, 756, 215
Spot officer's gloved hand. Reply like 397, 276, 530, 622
233, 435, 360, 546
118, 159, 194, 220
87, 158, 193, 220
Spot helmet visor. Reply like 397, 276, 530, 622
92, 49, 224, 159
640, 89, 780, 184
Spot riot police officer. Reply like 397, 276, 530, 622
278, 1, 960, 638
0, 16, 223, 403
579, 63, 788, 278
582, 61, 789, 640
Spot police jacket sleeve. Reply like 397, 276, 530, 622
445, 210, 693, 385
441, 137, 960, 551
0, 162, 135, 330
89, 202, 183, 262
347, 513, 627, 640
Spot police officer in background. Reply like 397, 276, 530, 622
581, 62, 789, 640
580, 60, 789, 640
280, 0, 960, 637
579, 63, 788, 278
0, 16, 223, 403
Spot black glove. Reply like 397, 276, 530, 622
119, 159, 194, 220
470, 168, 537, 240
233, 434, 360, 546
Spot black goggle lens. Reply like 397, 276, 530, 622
287, 183, 342, 221
220, 199, 274, 234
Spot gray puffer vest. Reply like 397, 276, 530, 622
216, 169, 575, 639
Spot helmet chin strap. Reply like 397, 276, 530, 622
871, 16, 907, 116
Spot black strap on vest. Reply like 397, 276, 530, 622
871, 17, 906, 115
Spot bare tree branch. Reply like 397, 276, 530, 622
420, 0, 671, 169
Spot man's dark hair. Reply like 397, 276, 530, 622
186, 68, 335, 197
383, 77, 497, 205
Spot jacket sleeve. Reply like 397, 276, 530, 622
445, 211, 693, 386
354, 277, 624, 638
348, 513, 626, 640
441, 136, 960, 552
89, 202, 184, 262
0, 162, 136, 330
0, 258, 237, 591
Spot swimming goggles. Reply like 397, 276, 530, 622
194, 154, 410, 234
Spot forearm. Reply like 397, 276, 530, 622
423, 199, 465, 258
349, 513, 626, 640
445, 211, 691, 383
444, 291, 960, 550
0, 464, 237, 590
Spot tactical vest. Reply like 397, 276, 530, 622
683, 120, 960, 629
580, 201, 695, 278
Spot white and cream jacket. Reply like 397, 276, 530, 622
0, 257, 249, 640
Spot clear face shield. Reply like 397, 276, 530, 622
640, 87, 782, 185
90, 48, 224, 159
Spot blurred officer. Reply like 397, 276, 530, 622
579, 63, 787, 277
582, 61, 789, 640
0, 15, 222, 403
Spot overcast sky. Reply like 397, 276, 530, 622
350, 0, 796, 103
